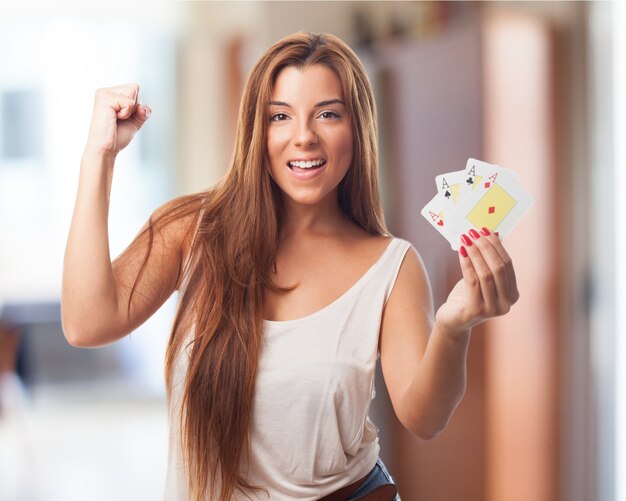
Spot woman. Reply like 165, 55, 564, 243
62, 32, 518, 500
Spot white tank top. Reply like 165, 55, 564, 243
164, 237, 412, 500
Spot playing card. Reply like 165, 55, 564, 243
448, 163, 534, 240
464, 158, 517, 192
435, 170, 467, 209
423, 158, 533, 250
420, 191, 464, 250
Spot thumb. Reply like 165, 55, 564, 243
120, 103, 151, 131
114, 103, 152, 151
135, 104, 152, 123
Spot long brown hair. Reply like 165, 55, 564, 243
130, 32, 387, 500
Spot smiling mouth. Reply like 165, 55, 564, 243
287, 159, 327, 170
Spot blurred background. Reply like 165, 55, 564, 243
0, 1, 623, 500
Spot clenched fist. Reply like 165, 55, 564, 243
84, 83, 151, 157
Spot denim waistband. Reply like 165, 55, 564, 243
344, 457, 401, 501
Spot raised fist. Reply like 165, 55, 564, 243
84, 83, 151, 156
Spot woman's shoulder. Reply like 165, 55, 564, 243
343, 217, 400, 246
150, 192, 207, 268
360, 234, 414, 263
342, 224, 418, 275
340, 223, 397, 262
154, 192, 206, 218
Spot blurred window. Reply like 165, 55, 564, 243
0, 12, 179, 394
1, 88, 43, 160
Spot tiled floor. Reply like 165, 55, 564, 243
0, 375, 169, 501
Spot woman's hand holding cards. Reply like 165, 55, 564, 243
421, 159, 529, 334
435, 227, 519, 335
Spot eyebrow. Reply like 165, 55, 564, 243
269, 99, 345, 108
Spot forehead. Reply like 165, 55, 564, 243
270, 64, 344, 101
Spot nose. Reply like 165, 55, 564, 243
293, 119, 318, 147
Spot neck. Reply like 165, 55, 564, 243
280, 194, 350, 239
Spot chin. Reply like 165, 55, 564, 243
286, 194, 324, 206
283, 189, 333, 207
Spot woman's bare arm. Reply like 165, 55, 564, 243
380, 233, 519, 439
61, 84, 195, 347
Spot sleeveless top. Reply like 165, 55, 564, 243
164, 237, 413, 500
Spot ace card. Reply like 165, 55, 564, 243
435, 170, 467, 209
422, 158, 533, 250
421, 191, 464, 250
464, 158, 517, 192
448, 164, 534, 239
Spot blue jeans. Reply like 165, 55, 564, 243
345, 457, 401, 500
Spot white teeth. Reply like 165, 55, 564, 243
288, 159, 326, 169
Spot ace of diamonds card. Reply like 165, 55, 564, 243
448, 160, 533, 239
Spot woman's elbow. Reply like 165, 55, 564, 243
61, 315, 118, 348
400, 409, 456, 440
61, 321, 94, 348
61, 303, 86, 347
409, 422, 447, 441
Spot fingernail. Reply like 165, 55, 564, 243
480, 227, 491, 236
142, 106, 151, 117
494, 231, 500, 237
461, 234, 472, 246
460, 245, 468, 258
469, 228, 481, 240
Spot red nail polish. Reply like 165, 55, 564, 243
461, 234, 472, 246
460, 245, 468, 257
480, 227, 491, 236
494, 231, 500, 237
469, 229, 481, 239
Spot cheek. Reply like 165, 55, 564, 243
267, 128, 290, 160
338, 129, 354, 163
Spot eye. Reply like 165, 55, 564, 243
319, 110, 340, 119
270, 113, 289, 122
